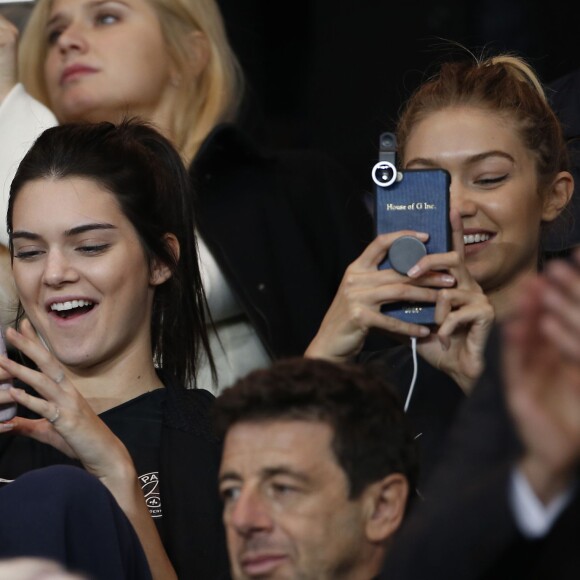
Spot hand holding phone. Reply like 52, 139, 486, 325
0, 327, 16, 422
373, 132, 451, 324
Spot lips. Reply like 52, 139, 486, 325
46, 297, 98, 320
60, 63, 98, 85
240, 552, 288, 576
462, 229, 495, 255
463, 232, 492, 246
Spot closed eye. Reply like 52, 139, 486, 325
13, 249, 45, 261
475, 174, 508, 186
76, 243, 111, 255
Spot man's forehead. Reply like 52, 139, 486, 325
220, 419, 338, 479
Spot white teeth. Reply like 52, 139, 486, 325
50, 299, 93, 312
463, 233, 491, 245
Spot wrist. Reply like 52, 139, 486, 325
519, 455, 575, 506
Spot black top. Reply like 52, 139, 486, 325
380, 325, 580, 580
193, 123, 374, 359
0, 373, 229, 580
362, 342, 466, 490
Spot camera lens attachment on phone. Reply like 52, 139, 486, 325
388, 235, 427, 275
371, 161, 398, 188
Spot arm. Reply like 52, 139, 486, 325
304, 229, 444, 361
306, 209, 494, 393
503, 252, 580, 506
0, 320, 176, 580
409, 209, 495, 392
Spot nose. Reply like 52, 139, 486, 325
56, 21, 89, 54
450, 182, 477, 217
228, 487, 273, 537
41, 250, 79, 287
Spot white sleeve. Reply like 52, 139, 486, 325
509, 467, 575, 538
0, 84, 58, 247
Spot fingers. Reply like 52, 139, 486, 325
435, 289, 494, 337
355, 230, 429, 271
0, 14, 19, 100
449, 207, 465, 259
4, 322, 68, 391
537, 260, 580, 359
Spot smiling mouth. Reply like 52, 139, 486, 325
50, 300, 95, 319
463, 233, 492, 246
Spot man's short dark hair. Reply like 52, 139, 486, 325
213, 357, 419, 499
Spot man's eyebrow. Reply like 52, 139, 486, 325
261, 466, 310, 483
218, 471, 242, 485
218, 466, 311, 485
11, 223, 116, 241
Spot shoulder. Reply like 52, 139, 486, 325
193, 123, 354, 190
161, 375, 220, 442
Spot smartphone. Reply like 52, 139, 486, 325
0, 328, 16, 422
373, 132, 451, 324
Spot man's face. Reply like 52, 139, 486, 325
219, 420, 370, 579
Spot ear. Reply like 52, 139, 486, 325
542, 170, 574, 223
187, 30, 210, 78
149, 233, 180, 287
363, 473, 409, 544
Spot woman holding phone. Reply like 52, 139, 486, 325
0, 119, 229, 579
306, 52, 574, 484
0, 0, 372, 392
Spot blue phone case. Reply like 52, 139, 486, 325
375, 168, 451, 324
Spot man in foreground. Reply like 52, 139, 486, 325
213, 357, 418, 580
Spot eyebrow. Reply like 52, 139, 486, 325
47, 0, 124, 26
219, 465, 311, 485
406, 150, 516, 168
11, 223, 117, 241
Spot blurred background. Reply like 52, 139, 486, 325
5, 0, 579, 196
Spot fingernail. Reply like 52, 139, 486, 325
418, 327, 430, 336
441, 275, 455, 284
0, 423, 14, 430
407, 265, 420, 277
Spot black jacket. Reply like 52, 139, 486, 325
380, 325, 580, 580
193, 123, 373, 359
0, 376, 229, 580
159, 377, 230, 580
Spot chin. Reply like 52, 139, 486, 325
56, 96, 108, 124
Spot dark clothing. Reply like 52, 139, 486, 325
0, 465, 152, 580
363, 343, 466, 489
545, 69, 580, 253
0, 374, 229, 580
193, 123, 374, 359
380, 325, 580, 579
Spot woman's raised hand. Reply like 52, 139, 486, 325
0, 319, 134, 483
408, 209, 495, 392
305, 229, 457, 363
0, 14, 18, 102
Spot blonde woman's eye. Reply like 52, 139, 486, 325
46, 28, 63, 45
95, 13, 119, 25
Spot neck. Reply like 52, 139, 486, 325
61, 354, 163, 415
487, 265, 538, 323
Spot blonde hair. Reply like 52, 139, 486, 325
396, 52, 568, 194
18, 0, 244, 163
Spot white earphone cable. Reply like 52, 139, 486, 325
404, 336, 418, 412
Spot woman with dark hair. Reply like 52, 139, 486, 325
0, 0, 371, 392
0, 119, 228, 579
